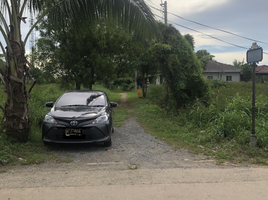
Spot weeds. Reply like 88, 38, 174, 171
1, 81, 268, 166
129, 81, 268, 164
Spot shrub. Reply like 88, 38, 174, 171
113, 77, 134, 91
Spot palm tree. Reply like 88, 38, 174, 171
233, 59, 245, 68
0, 0, 156, 141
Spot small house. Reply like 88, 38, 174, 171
203, 60, 241, 82
256, 65, 268, 82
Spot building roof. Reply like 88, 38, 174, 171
205, 60, 241, 73
256, 65, 268, 74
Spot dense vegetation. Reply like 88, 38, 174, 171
130, 81, 268, 164
0, 0, 157, 141
1, 81, 268, 166
32, 21, 209, 111
0, 0, 263, 166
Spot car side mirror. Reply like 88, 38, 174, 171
110, 102, 117, 108
45, 102, 54, 108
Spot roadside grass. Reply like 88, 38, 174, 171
128, 81, 268, 165
113, 107, 130, 127
0, 84, 125, 166
2, 81, 268, 166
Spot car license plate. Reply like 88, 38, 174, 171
65, 129, 82, 136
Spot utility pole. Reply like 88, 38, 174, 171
160, 1, 167, 24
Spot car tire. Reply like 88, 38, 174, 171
44, 141, 52, 146
103, 138, 112, 147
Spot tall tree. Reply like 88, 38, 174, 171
151, 23, 209, 110
184, 34, 195, 50
196, 49, 215, 70
35, 18, 134, 89
0, 0, 156, 141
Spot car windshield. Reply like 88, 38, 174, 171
55, 92, 106, 108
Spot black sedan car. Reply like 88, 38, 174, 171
42, 90, 117, 146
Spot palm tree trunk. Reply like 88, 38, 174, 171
3, 40, 29, 142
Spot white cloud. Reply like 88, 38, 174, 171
213, 51, 246, 65
169, 0, 228, 15
149, 0, 268, 66
213, 51, 268, 66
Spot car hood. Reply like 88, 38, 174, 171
50, 107, 104, 119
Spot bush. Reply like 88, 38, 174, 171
208, 79, 227, 89
28, 84, 65, 141
147, 85, 166, 106
113, 77, 134, 91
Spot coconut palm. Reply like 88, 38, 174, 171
0, 0, 156, 141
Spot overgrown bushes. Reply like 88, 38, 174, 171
113, 77, 134, 91
145, 81, 268, 154
150, 24, 209, 110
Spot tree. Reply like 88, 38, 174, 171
150, 23, 209, 110
233, 59, 244, 68
35, 18, 135, 89
233, 59, 252, 82
134, 48, 157, 98
184, 34, 195, 50
28, 67, 55, 84
196, 49, 215, 70
0, 54, 5, 83
0, 0, 156, 141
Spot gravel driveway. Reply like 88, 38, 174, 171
0, 93, 217, 189
42, 116, 215, 170
41, 92, 216, 171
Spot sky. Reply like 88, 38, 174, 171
1, 0, 268, 66
146, 0, 268, 66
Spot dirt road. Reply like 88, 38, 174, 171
1, 93, 268, 199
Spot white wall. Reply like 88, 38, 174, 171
203, 72, 240, 82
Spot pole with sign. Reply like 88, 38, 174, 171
246, 42, 263, 148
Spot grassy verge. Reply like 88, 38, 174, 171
2, 81, 268, 166
128, 82, 268, 165
0, 84, 125, 166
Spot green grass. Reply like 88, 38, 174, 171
113, 107, 130, 127
2, 81, 268, 166
127, 82, 268, 165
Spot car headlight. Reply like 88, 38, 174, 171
93, 113, 109, 124
44, 114, 57, 124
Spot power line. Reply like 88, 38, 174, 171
146, 1, 166, 23
145, 0, 161, 9
149, 5, 268, 46
154, 14, 268, 55
169, 12, 268, 46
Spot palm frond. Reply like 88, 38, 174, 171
30, 0, 158, 38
